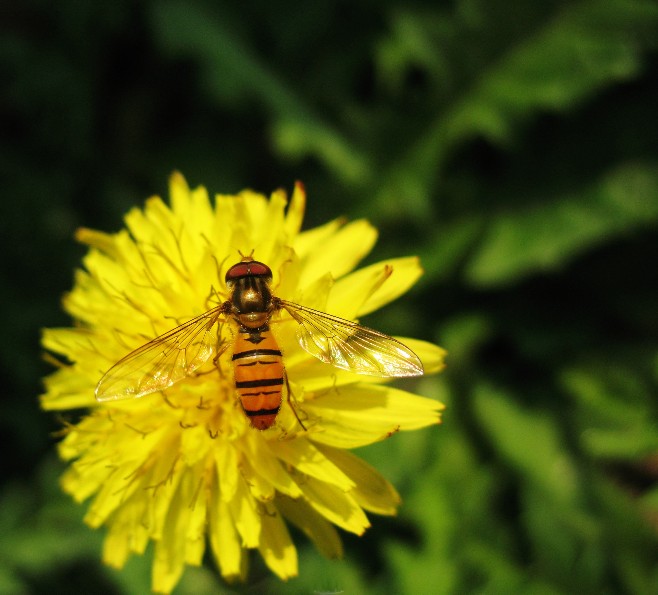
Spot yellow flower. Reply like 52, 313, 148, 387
41, 173, 446, 593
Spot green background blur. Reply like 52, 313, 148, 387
4, 1, 658, 593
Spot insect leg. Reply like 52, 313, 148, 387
211, 338, 230, 369
283, 369, 307, 431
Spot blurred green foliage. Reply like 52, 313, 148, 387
4, 0, 658, 592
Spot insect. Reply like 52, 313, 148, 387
95, 256, 423, 430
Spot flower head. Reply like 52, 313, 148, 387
41, 173, 446, 593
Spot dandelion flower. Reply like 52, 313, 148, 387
41, 173, 446, 593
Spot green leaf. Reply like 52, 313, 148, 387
560, 362, 658, 458
472, 383, 579, 501
150, 1, 370, 184
465, 162, 658, 286
374, 0, 658, 216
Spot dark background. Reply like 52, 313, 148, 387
3, 1, 658, 593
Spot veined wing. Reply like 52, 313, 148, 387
95, 305, 226, 401
278, 299, 423, 377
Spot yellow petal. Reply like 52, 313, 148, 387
169, 173, 216, 265
41, 327, 94, 359
124, 197, 168, 245
299, 477, 370, 535
152, 468, 203, 594
227, 474, 262, 548
209, 488, 245, 582
141, 451, 185, 542
275, 495, 343, 559
398, 338, 448, 374
241, 433, 302, 498
214, 440, 239, 502
152, 545, 185, 594
82, 458, 154, 529
57, 412, 113, 462
240, 456, 276, 502
328, 256, 423, 318
286, 361, 377, 392
239, 189, 271, 230
168, 170, 192, 212
283, 181, 306, 240
293, 217, 344, 258
258, 505, 298, 580
306, 385, 444, 449
317, 445, 401, 515
184, 461, 210, 564
170, 172, 212, 229
290, 271, 334, 310
250, 190, 289, 262
40, 366, 96, 410
75, 227, 119, 258
297, 219, 378, 288
102, 518, 132, 569
267, 439, 355, 491
101, 489, 152, 568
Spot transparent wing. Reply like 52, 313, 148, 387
95, 306, 226, 401
278, 299, 423, 377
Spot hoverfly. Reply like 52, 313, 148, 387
96, 256, 423, 430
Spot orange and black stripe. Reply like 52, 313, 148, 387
232, 329, 284, 430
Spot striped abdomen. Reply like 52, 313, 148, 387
232, 328, 283, 430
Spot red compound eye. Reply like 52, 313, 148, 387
246, 261, 272, 277
225, 259, 272, 282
